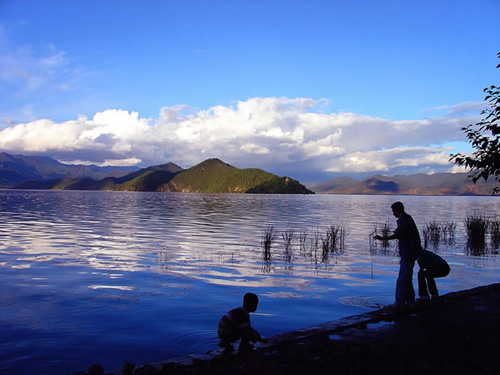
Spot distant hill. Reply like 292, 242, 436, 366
0, 152, 137, 188
7, 154, 313, 194
157, 159, 313, 194
307, 173, 499, 196
42, 163, 184, 191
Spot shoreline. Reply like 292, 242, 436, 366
79, 283, 500, 375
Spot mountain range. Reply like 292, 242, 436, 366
1, 153, 313, 194
1, 152, 498, 195
307, 173, 499, 196
0, 152, 137, 187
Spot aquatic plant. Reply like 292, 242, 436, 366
298, 228, 308, 254
261, 224, 277, 263
281, 228, 295, 253
309, 230, 321, 266
281, 228, 295, 266
490, 219, 500, 250
320, 232, 331, 263
422, 220, 457, 249
464, 214, 489, 253
442, 221, 457, 246
423, 221, 442, 249
326, 223, 349, 254
371, 222, 392, 249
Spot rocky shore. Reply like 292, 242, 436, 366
77, 283, 500, 375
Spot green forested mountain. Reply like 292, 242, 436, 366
156, 159, 313, 194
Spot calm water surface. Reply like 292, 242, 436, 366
1, 191, 499, 374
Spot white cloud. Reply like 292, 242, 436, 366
0, 97, 479, 179
0, 37, 68, 95
420, 101, 486, 118
0, 31, 98, 124
240, 143, 270, 155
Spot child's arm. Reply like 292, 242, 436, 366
243, 326, 268, 343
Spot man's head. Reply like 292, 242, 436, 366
391, 201, 405, 218
243, 293, 259, 312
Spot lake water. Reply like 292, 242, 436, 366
1, 191, 499, 374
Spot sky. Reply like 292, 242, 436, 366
0, 0, 498, 182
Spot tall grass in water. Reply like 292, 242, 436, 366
442, 221, 457, 246
327, 224, 349, 254
281, 228, 295, 265
261, 225, 277, 264
370, 222, 394, 255
320, 232, 331, 263
298, 228, 308, 255
464, 214, 489, 254
422, 220, 457, 250
423, 221, 441, 249
309, 230, 321, 267
490, 219, 500, 250
281, 228, 295, 252
319, 224, 349, 264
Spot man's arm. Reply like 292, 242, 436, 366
374, 229, 398, 241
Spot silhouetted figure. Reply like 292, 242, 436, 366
374, 201, 422, 306
416, 249, 450, 300
217, 293, 268, 353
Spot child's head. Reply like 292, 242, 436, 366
243, 292, 259, 312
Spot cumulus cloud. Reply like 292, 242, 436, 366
0, 97, 479, 180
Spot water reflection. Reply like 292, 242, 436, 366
0, 191, 499, 374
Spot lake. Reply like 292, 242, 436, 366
0, 190, 499, 374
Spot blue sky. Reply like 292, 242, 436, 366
0, 0, 498, 182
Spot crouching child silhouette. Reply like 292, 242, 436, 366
217, 293, 268, 353
416, 249, 450, 301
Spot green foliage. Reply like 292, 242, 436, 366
451, 52, 500, 194
160, 158, 312, 194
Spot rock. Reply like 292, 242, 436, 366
121, 362, 135, 375
88, 364, 104, 375
134, 364, 161, 375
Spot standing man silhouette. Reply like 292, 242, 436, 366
374, 201, 422, 307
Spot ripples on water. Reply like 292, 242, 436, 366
0, 191, 499, 374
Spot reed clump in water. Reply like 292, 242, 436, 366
261, 225, 277, 264
309, 230, 321, 267
318, 224, 349, 264
464, 214, 489, 253
370, 222, 394, 255
422, 220, 457, 250
298, 228, 308, 255
489, 219, 500, 250
423, 221, 441, 249
281, 227, 295, 266
441, 221, 457, 246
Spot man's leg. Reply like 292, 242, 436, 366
426, 274, 439, 297
417, 269, 430, 298
396, 258, 415, 304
